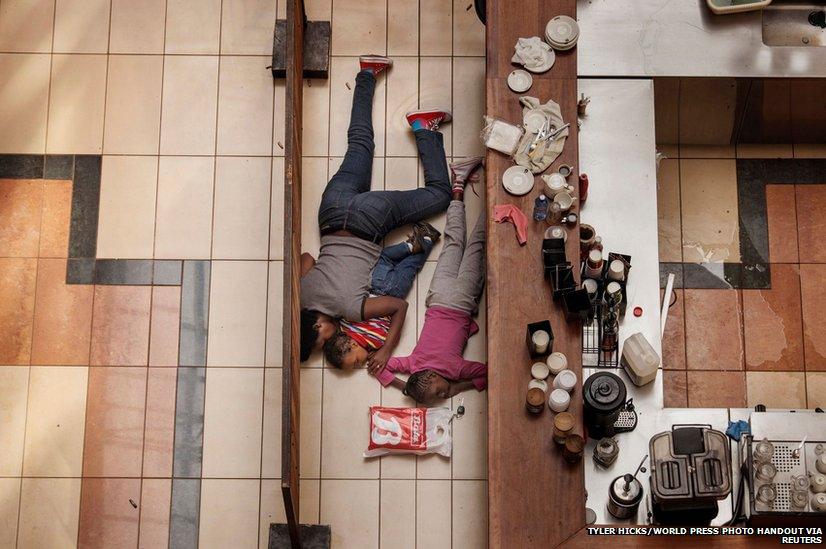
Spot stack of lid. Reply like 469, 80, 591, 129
545, 15, 580, 51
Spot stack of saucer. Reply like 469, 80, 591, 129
545, 15, 579, 51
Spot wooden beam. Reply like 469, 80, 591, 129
485, 1, 585, 547
281, 0, 304, 547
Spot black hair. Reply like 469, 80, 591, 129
322, 331, 351, 369
299, 309, 320, 362
403, 370, 434, 402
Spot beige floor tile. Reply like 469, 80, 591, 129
23, 366, 87, 476
18, 478, 80, 549
303, 78, 330, 157
680, 159, 740, 263
139, 479, 172, 549
678, 78, 736, 146
331, 0, 387, 56
654, 78, 679, 147
678, 144, 735, 158
421, 0, 452, 55
379, 385, 417, 479
0, 367, 28, 476
452, 389, 487, 479
207, 261, 268, 366
166, 0, 222, 53
47, 54, 107, 154
329, 56, 386, 157
807, 372, 826, 409
736, 144, 793, 159
270, 158, 285, 260
453, 480, 487, 549
388, 0, 418, 55
220, 0, 278, 55
96, 156, 157, 259
0, 478, 20, 548
453, 57, 485, 157
109, 0, 166, 53
155, 156, 215, 259
794, 144, 826, 159
453, 0, 485, 56
53, 0, 110, 53
420, 57, 452, 156
0, 54, 50, 153
265, 261, 284, 368
304, 0, 331, 19
104, 55, 163, 154
199, 479, 260, 549
386, 57, 419, 157
300, 157, 329, 256
217, 56, 274, 156
160, 56, 219, 155
657, 158, 682, 262
746, 371, 806, 409
261, 368, 282, 478
273, 82, 285, 156
380, 480, 415, 549
202, 368, 264, 478
321, 369, 381, 478
258, 479, 320, 547
417, 480, 451, 548
300, 368, 323, 477
0, 0, 54, 52
212, 157, 271, 259
320, 480, 379, 549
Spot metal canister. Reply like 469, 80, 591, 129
526, 387, 545, 414
553, 412, 575, 444
593, 437, 619, 468
607, 474, 643, 520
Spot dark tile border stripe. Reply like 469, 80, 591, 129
169, 478, 201, 549
661, 158, 826, 290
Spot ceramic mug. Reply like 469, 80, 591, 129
558, 164, 574, 178
543, 172, 574, 198
553, 190, 576, 212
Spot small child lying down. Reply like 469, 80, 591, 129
368, 200, 487, 405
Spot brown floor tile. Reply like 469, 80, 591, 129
800, 264, 826, 371
30, 259, 93, 365
663, 370, 687, 407
78, 478, 141, 549
90, 286, 151, 366
743, 264, 803, 371
796, 185, 826, 263
83, 367, 147, 477
765, 185, 798, 263
687, 371, 746, 408
807, 372, 826, 408
746, 371, 806, 409
0, 179, 43, 257
0, 258, 37, 364
680, 159, 740, 263
684, 289, 744, 370
143, 368, 176, 477
39, 180, 72, 257
149, 286, 180, 367
662, 289, 686, 369
139, 479, 171, 549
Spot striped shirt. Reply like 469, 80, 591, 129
340, 317, 390, 351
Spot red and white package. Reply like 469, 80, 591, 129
364, 406, 453, 458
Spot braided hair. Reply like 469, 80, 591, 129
322, 331, 351, 369
403, 370, 434, 402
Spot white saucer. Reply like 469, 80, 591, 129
507, 69, 533, 93
545, 15, 579, 50
524, 48, 555, 73
523, 109, 547, 133
502, 165, 535, 196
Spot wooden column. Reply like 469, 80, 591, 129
281, 0, 304, 546
484, 1, 585, 547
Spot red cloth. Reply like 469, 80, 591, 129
493, 204, 528, 245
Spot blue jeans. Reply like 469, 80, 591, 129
370, 239, 434, 299
318, 70, 452, 243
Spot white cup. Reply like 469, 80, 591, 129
553, 190, 576, 212
546, 352, 568, 375
532, 330, 550, 354
531, 362, 550, 380
543, 172, 573, 198
548, 388, 571, 412
553, 369, 577, 393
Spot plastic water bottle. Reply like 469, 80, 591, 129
533, 194, 549, 221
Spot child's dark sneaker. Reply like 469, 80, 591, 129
359, 55, 393, 75
406, 109, 452, 131
414, 221, 441, 244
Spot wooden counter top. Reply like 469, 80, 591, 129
484, 1, 585, 547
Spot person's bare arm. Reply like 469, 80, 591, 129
362, 296, 408, 372
389, 377, 406, 392
300, 253, 316, 277
448, 380, 476, 397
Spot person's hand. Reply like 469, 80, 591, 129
366, 348, 390, 376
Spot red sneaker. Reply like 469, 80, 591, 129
359, 55, 393, 76
405, 109, 453, 131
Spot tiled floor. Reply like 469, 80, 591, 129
0, 1, 487, 548
655, 78, 826, 410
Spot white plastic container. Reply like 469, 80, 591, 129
531, 362, 550, 380
546, 352, 567, 375
528, 378, 548, 393
621, 332, 660, 387
553, 369, 577, 393
548, 388, 570, 412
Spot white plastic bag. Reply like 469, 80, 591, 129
364, 406, 453, 458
